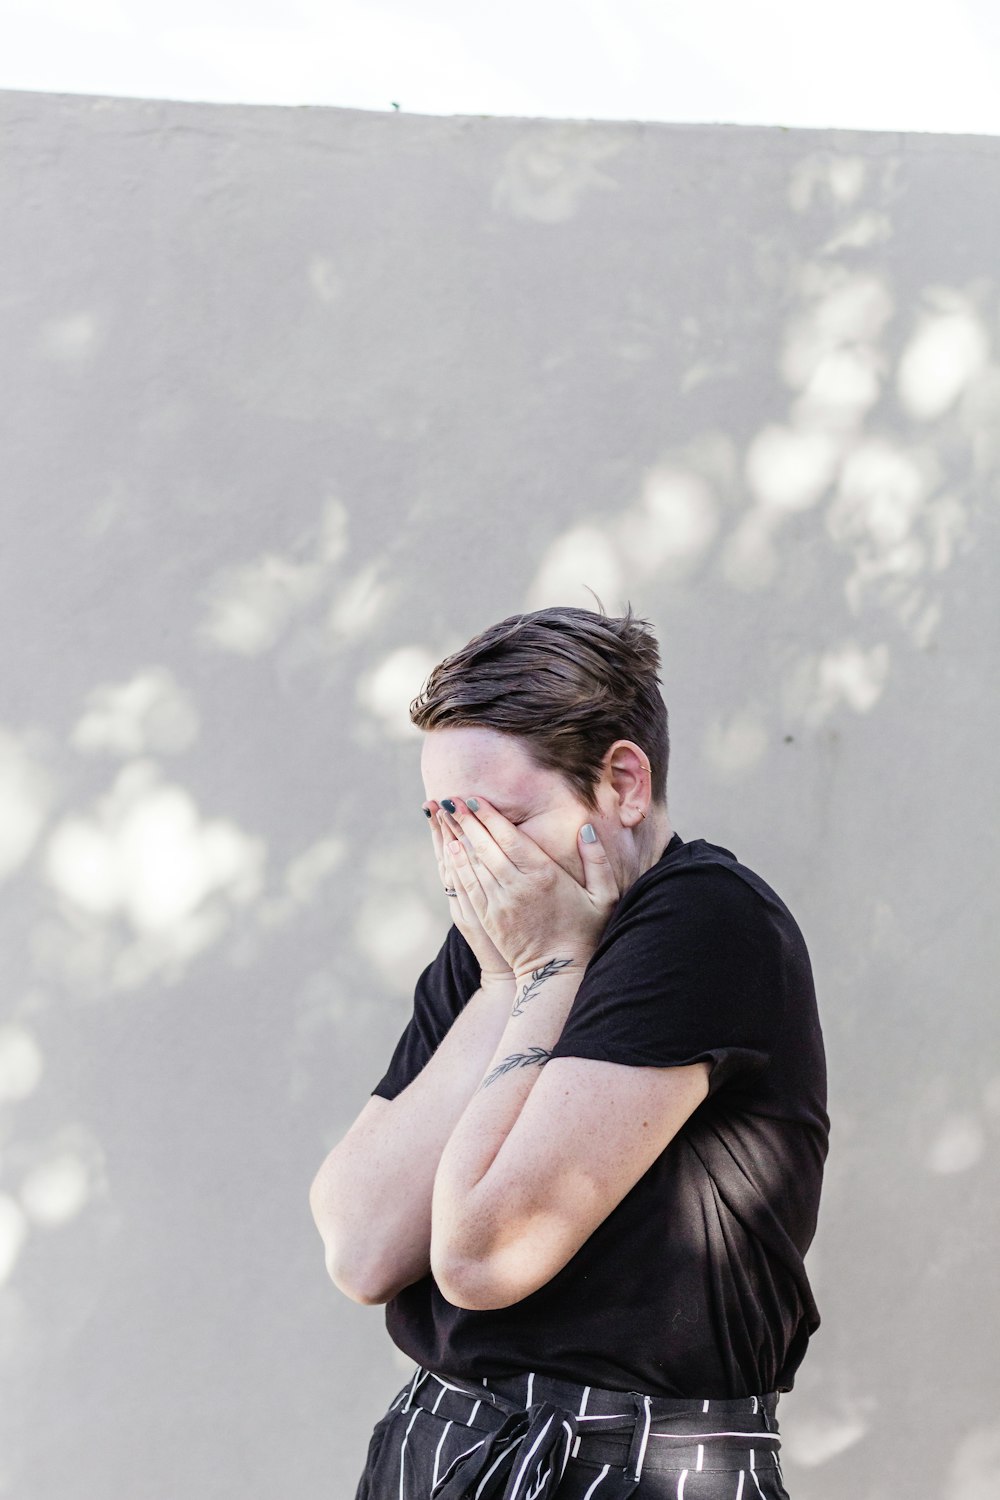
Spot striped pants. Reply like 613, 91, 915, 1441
353, 1364, 791, 1499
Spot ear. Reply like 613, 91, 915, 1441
604, 739, 650, 827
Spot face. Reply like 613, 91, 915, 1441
420, 725, 603, 888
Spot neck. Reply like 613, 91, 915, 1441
642, 805, 674, 872
616, 806, 673, 898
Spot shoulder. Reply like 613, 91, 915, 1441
617, 838, 783, 931
600, 839, 810, 987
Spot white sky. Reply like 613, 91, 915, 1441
2, 0, 1000, 136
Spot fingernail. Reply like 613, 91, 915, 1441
440, 798, 457, 814
581, 824, 597, 843
422, 805, 432, 818
466, 797, 479, 813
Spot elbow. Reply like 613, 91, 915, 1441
431, 1212, 569, 1310
432, 1258, 506, 1311
430, 1243, 527, 1311
322, 1244, 394, 1306
310, 1181, 394, 1306
315, 1206, 409, 1304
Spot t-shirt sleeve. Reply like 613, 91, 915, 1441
548, 866, 787, 1095
370, 922, 483, 1101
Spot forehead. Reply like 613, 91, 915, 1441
420, 726, 543, 811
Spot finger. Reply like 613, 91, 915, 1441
442, 838, 463, 889
440, 838, 456, 893
436, 805, 463, 846
443, 840, 481, 923
576, 822, 620, 906
439, 809, 504, 897
446, 828, 491, 906
437, 808, 482, 871
423, 800, 450, 880
446, 796, 541, 881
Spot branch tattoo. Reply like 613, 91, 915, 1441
511, 957, 575, 1017
478, 956, 576, 1089
480, 1046, 554, 1091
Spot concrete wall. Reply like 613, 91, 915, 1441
1, 87, 998, 1499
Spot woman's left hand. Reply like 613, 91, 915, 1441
439, 796, 620, 976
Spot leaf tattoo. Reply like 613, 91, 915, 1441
479, 1047, 553, 1090
511, 957, 575, 1016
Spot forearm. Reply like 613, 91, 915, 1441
309, 975, 516, 1304
430, 954, 590, 1297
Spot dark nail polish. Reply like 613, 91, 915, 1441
441, 799, 457, 814
422, 806, 432, 817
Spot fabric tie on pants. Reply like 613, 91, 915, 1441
418, 1380, 650, 1499
430, 1401, 588, 1499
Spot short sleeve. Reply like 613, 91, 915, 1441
370, 922, 482, 1101
548, 866, 788, 1095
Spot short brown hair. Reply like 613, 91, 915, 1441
409, 597, 669, 816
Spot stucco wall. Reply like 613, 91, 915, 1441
1, 87, 998, 1499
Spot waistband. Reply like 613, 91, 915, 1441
388, 1365, 782, 1498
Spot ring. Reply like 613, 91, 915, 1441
444, 887, 458, 897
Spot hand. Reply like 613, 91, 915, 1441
439, 796, 620, 976
424, 799, 513, 984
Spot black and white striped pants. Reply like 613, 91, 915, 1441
354, 1364, 791, 1499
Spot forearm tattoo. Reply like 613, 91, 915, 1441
511, 957, 575, 1017
479, 1046, 553, 1090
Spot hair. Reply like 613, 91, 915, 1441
409, 592, 669, 816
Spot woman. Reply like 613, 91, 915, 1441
309, 602, 828, 1498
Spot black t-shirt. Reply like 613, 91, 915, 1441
371, 832, 829, 1398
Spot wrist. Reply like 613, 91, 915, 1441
479, 969, 515, 990
512, 953, 594, 986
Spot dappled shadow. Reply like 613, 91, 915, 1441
0, 93, 997, 1499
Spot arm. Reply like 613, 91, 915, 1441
308, 971, 515, 1305
310, 798, 520, 1305
430, 958, 710, 1309
426, 802, 782, 1312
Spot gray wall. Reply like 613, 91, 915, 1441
1, 87, 998, 1499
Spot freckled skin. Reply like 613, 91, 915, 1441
420, 724, 674, 901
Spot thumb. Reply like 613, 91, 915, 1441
578, 822, 618, 903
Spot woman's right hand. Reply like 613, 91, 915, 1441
424, 799, 514, 986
